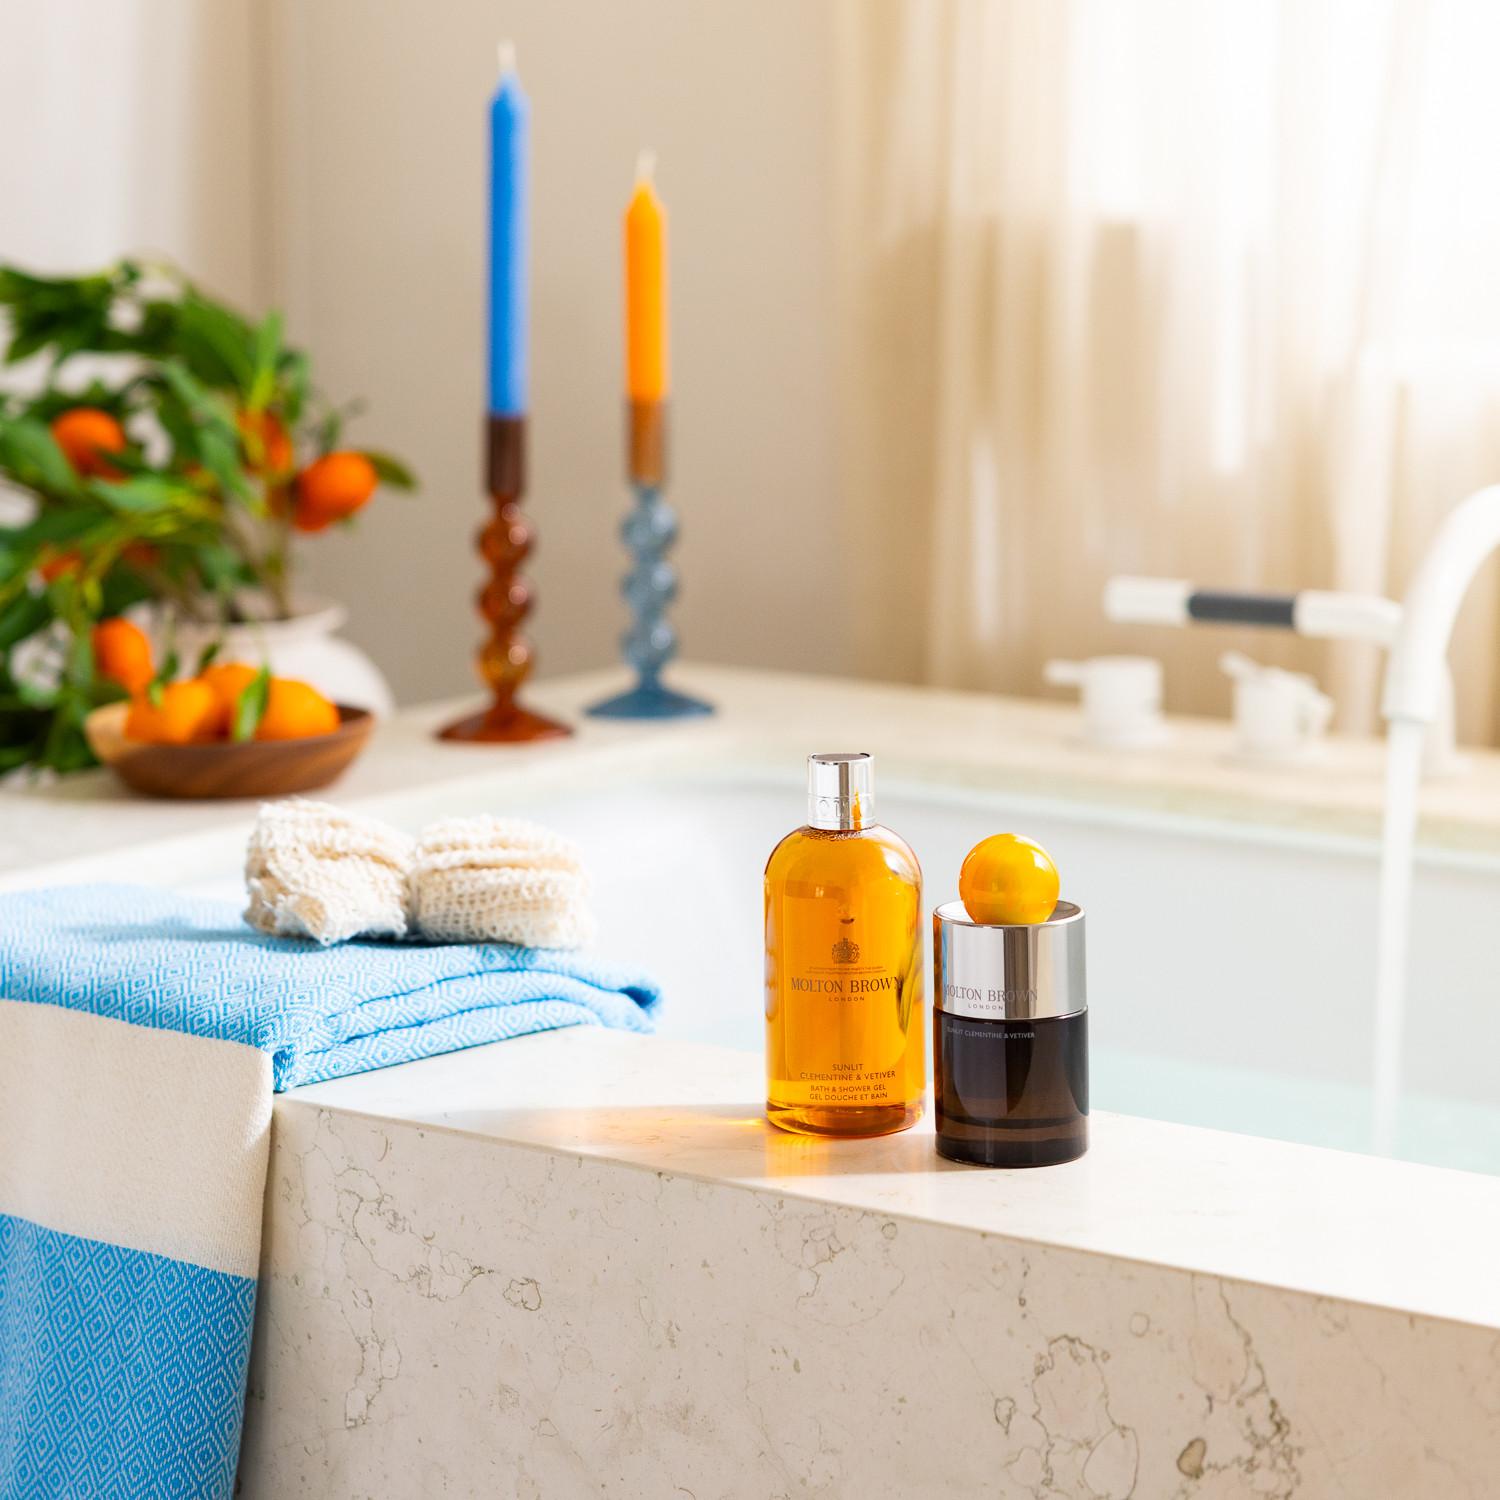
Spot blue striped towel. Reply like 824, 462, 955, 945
0, 883, 659, 1499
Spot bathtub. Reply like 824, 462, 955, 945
10, 665, 1500, 1495
13, 665, 1500, 1172
144, 736, 1500, 1175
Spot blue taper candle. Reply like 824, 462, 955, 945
488, 42, 528, 416
440, 40, 569, 743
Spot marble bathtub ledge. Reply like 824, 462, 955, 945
243, 1028, 1500, 1496
275, 1028, 1500, 1338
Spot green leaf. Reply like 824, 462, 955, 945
0, 265, 62, 299
3, 503, 102, 554
87, 475, 200, 515
175, 291, 254, 390
362, 450, 416, 489
12, 676, 58, 710
0, 590, 49, 649
99, 565, 153, 618
315, 409, 343, 455
248, 310, 284, 411
0, 742, 37, 773
0, 416, 81, 496
194, 639, 222, 675
157, 358, 232, 422
20, 380, 132, 425
198, 423, 253, 501
232, 663, 270, 742
155, 360, 251, 500
276, 350, 311, 424
83, 446, 150, 478
194, 542, 250, 594
130, 299, 181, 359
6, 321, 68, 365
0, 264, 125, 369
65, 622, 94, 691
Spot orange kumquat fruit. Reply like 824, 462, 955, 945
254, 678, 339, 740
123, 679, 219, 745
50, 408, 127, 479
292, 451, 378, 533
91, 618, 155, 696
198, 662, 261, 736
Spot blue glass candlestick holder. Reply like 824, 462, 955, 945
588, 404, 713, 720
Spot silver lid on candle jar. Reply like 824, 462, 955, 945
934, 900, 1086, 1021
807, 752, 874, 831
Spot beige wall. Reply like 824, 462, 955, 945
1, 2, 851, 707
274, 2, 852, 704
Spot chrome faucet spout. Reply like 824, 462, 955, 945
1382, 484, 1500, 726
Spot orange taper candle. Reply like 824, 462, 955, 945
625, 151, 668, 403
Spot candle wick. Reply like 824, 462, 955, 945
635, 149, 657, 185
497, 39, 517, 78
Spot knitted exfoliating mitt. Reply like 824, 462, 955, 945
408, 815, 596, 949
245, 799, 415, 944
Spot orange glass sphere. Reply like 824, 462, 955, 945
958, 833, 1060, 926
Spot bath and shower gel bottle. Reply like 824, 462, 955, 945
764, 752, 924, 1136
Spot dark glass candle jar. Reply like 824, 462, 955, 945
932, 900, 1089, 1167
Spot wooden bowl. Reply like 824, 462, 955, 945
84, 702, 375, 800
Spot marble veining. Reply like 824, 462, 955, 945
239, 1089, 1500, 1497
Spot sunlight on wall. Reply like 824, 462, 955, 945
275, 1, 849, 704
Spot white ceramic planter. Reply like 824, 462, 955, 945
145, 599, 394, 717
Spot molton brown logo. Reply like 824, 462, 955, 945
831, 935, 860, 964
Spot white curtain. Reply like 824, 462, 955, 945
0, 0, 264, 302
834, 0, 1500, 741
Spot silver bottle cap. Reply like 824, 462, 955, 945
807, 752, 873, 831
934, 899, 1087, 1021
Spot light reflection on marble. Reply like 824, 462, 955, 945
283, 1030, 1500, 1329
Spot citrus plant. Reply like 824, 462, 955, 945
0, 260, 414, 774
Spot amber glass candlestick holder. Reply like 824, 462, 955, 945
586, 402, 713, 720
438, 415, 572, 743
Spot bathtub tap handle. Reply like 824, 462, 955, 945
1104, 575, 1459, 777
1218, 652, 1332, 762
1043, 655, 1168, 750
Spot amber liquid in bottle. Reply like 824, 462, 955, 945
765, 754, 924, 1137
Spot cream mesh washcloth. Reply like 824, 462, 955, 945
408, 815, 595, 949
245, 799, 415, 945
